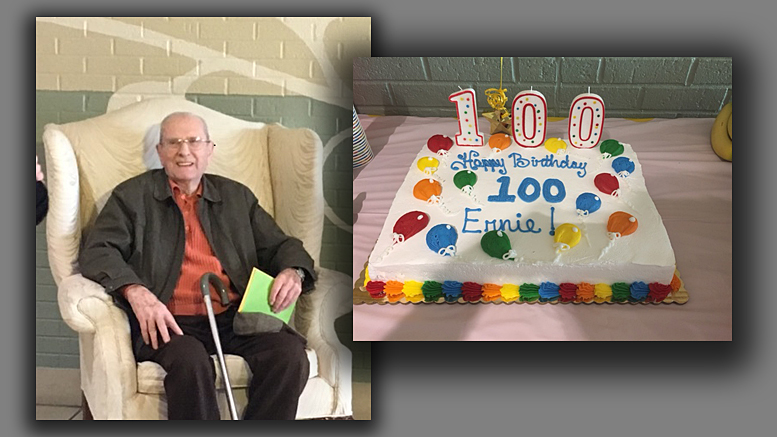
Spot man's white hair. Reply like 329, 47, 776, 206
158, 112, 210, 143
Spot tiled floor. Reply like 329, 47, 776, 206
36, 368, 371, 420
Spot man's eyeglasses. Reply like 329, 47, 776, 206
159, 137, 214, 151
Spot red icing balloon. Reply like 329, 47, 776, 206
393, 211, 430, 240
427, 134, 454, 154
594, 173, 620, 196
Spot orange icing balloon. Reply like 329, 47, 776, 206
488, 133, 512, 151
413, 178, 442, 201
607, 211, 638, 236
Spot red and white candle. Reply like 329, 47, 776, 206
511, 90, 547, 148
449, 88, 484, 147
568, 91, 605, 149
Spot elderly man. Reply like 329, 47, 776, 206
79, 112, 315, 420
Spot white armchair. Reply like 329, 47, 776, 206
42, 97, 352, 419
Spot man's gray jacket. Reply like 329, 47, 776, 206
78, 169, 316, 313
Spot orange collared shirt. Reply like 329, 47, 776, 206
165, 180, 239, 316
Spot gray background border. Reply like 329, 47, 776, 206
9, 0, 770, 436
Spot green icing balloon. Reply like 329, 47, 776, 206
453, 170, 477, 190
599, 139, 624, 157
480, 230, 515, 260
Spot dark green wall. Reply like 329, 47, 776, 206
354, 57, 732, 118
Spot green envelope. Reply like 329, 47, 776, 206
237, 267, 295, 324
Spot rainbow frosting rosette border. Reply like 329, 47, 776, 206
353, 265, 688, 306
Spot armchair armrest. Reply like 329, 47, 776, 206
58, 274, 117, 334
58, 274, 138, 419
294, 268, 352, 416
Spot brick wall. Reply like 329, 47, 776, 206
354, 57, 732, 118
35, 17, 369, 372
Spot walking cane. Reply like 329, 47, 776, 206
200, 273, 239, 420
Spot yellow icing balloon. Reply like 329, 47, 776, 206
544, 137, 567, 154
417, 156, 440, 173
554, 223, 582, 251
364, 267, 370, 288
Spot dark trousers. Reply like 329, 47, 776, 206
132, 307, 309, 420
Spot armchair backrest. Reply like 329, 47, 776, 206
43, 97, 323, 285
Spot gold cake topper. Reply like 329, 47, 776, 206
483, 57, 511, 135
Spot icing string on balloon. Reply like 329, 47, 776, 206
438, 245, 457, 256
460, 185, 481, 204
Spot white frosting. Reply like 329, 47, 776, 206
368, 136, 676, 286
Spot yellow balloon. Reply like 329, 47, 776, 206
417, 156, 440, 173
544, 137, 567, 154
364, 266, 371, 288
554, 223, 582, 252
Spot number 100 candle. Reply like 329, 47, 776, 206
568, 92, 605, 149
449, 88, 485, 146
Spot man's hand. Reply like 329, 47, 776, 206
123, 284, 183, 350
36, 155, 44, 182
269, 268, 302, 314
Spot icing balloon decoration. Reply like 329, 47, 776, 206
488, 133, 512, 154
417, 156, 444, 182
595, 172, 638, 210
481, 230, 517, 260
599, 139, 624, 159
544, 137, 567, 155
575, 193, 602, 217
598, 211, 638, 259
413, 178, 454, 214
426, 224, 458, 256
612, 156, 635, 177
453, 170, 480, 204
553, 223, 582, 253
607, 211, 638, 240
594, 173, 620, 197
417, 156, 440, 175
375, 210, 430, 263
427, 134, 454, 166
427, 134, 454, 154
413, 178, 442, 202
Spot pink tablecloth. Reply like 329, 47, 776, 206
353, 115, 732, 341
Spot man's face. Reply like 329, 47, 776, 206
157, 114, 214, 191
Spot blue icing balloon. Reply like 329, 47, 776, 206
576, 192, 601, 216
612, 156, 635, 176
426, 224, 458, 256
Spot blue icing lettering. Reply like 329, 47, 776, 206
487, 176, 516, 203
450, 150, 506, 174
484, 219, 499, 232
463, 209, 547, 234
507, 152, 587, 178
462, 208, 482, 234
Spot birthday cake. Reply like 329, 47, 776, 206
361, 89, 683, 304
